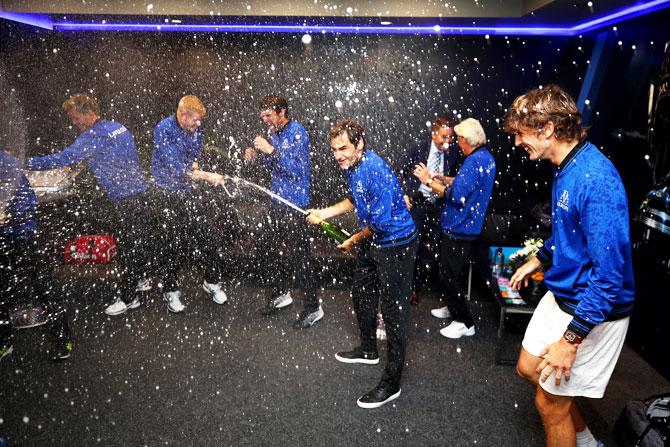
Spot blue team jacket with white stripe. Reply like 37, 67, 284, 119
261, 119, 311, 208
27, 120, 148, 201
536, 141, 635, 337
344, 150, 416, 248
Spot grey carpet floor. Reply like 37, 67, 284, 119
1, 270, 667, 446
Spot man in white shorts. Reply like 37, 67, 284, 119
504, 85, 636, 447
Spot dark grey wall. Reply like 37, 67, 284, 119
1, 12, 667, 213
0, 21, 596, 211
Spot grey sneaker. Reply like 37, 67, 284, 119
293, 306, 324, 329
136, 277, 153, 292
104, 297, 141, 316
260, 291, 293, 315
203, 281, 227, 305
164, 291, 185, 313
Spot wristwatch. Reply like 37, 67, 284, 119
563, 329, 584, 345
425, 178, 434, 187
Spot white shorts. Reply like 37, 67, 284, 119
522, 291, 629, 398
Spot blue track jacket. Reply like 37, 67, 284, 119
152, 115, 203, 192
261, 120, 311, 208
440, 146, 496, 240
27, 120, 148, 201
344, 150, 416, 248
535, 141, 635, 337
1, 151, 36, 239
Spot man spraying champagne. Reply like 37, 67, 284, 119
306, 119, 418, 409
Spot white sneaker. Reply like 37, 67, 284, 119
431, 305, 452, 319
270, 291, 293, 309
104, 297, 141, 316
203, 281, 228, 305
164, 291, 185, 313
136, 277, 153, 292
439, 321, 476, 339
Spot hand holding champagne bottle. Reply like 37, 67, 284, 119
306, 209, 351, 244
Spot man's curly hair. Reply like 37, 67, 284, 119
504, 85, 587, 142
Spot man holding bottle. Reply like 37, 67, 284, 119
244, 94, 321, 329
150, 95, 228, 313
306, 119, 417, 409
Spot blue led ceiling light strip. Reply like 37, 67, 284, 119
51, 22, 571, 36
572, 0, 670, 33
1, 0, 669, 35
0, 11, 52, 29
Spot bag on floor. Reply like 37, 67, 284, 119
614, 393, 670, 446
63, 235, 117, 264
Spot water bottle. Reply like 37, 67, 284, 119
492, 248, 504, 278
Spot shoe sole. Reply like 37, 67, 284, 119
128, 300, 141, 310
14, 320, 48, 330
54, 352, 71, 361
431, 310, 451, 319
308, 310, 324, 326
262, 296, 293, 315
202, 284, 228, 305
357, 389, 401, 409
335, 353, 380, 365
0, 346, 13, 361
166, 305, 185, 313
274, 297, 293, 309
440, 328, 476, 339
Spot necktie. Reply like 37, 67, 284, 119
431, 150, 443, 176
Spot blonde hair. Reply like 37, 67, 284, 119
178, 95, 207, 116
504, 85, 586, 142
454, 118, 486, 147
62, 93, 100, 116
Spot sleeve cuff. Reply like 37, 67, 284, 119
536, 245, 552, 265
567, 316, 594, 339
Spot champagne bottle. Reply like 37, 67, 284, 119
319, 220, 350, 244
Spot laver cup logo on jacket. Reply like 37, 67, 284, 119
558, 190, 570, 211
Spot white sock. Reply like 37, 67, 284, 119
576, 426, 598, 447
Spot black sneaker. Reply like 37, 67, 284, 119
357, 384, 401, 409
11, 305, 48, 329
0, 344, 13, 363
52, 340, 73, 361
334, 346, 379, 365
293, 307, 324, 329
